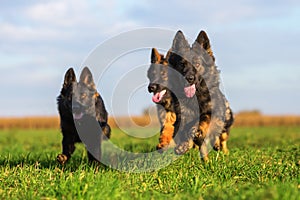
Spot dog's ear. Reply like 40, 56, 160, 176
63, 68, 76, 88
165, 50, 171, 61
193, 30, 214, 60
171, 30, 190, 54
79, 67, 96, 90
151, 48, 162, 64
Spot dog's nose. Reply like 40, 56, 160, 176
148, 84, 157, 93
72, 103, 81, 113
186, 75, 195, 83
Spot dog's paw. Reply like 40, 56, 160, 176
156, 144, 169, 153
57, 154, 68, 165
222, 148, 229, 155
174, 142, 190, 155
202, 155, 209, 162
156, 140, 176, 153
214, 136, 220, 150
213, 143, 221, 151
174, 144, 189, 155
156, 144, 165, 152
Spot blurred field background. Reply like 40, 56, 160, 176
1, 110, 300, 129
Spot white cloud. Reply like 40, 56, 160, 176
121, 0, 300, 29
0, 1, 299, 116
0, 0, 139, 42
24, 1, 88, 27
0, 22, 69, 41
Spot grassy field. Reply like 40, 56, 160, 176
0, 127, 299, 199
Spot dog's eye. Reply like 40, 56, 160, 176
161, 71, 167, 76
180, 61, 185, 67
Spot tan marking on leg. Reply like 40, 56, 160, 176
196, 116, 211, 160
198, 115, 211, 138
157, 112, 176, 149
200, 143, 209, 162
220, 132, 229, 154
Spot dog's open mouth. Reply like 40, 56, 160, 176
184, 84, 196, 98
73, 112, 84, 120
152, 89, 166, 103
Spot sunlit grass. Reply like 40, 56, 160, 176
0, 127, 299, 199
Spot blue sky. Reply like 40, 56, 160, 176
0, 0, 299, 117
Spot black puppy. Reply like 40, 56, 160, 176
57, 67, 111, 164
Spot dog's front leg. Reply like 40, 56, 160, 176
157, 111, 177, 151
57, 135, 75, 165
174, 120, 199, 155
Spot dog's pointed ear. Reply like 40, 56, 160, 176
151, 48, 162, 64
79, 67, 96, 90
165, 50, 171, 61
193, 30, 214, 60
63, 68, 76, 88
171, 30, 190, 53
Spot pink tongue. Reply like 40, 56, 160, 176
184, 84, 196, 98
152, 90, 166, 103
73, 112, 83, 120
152, 93, 161, 103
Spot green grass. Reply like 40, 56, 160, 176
0, 127, 299, 199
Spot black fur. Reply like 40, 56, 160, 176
168, 30, 234, 158
57, 67, 111, 164
147, 48, 181, 150
147, 46, 200, 152
167, 31, 202, 154
147, 30, 234, 160
191, 31, 233, 152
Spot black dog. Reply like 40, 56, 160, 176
147, 47, 200, 153
166, 31, 203, 156
168, 31, 234, 160
147, 48, 179, 150
189, 31, 233, 154
57, 67, 111, 164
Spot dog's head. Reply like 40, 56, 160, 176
60, 67, 98, 120
147, 48, 172, 105
169, 30, 215, 98
168, 30, 196, 98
